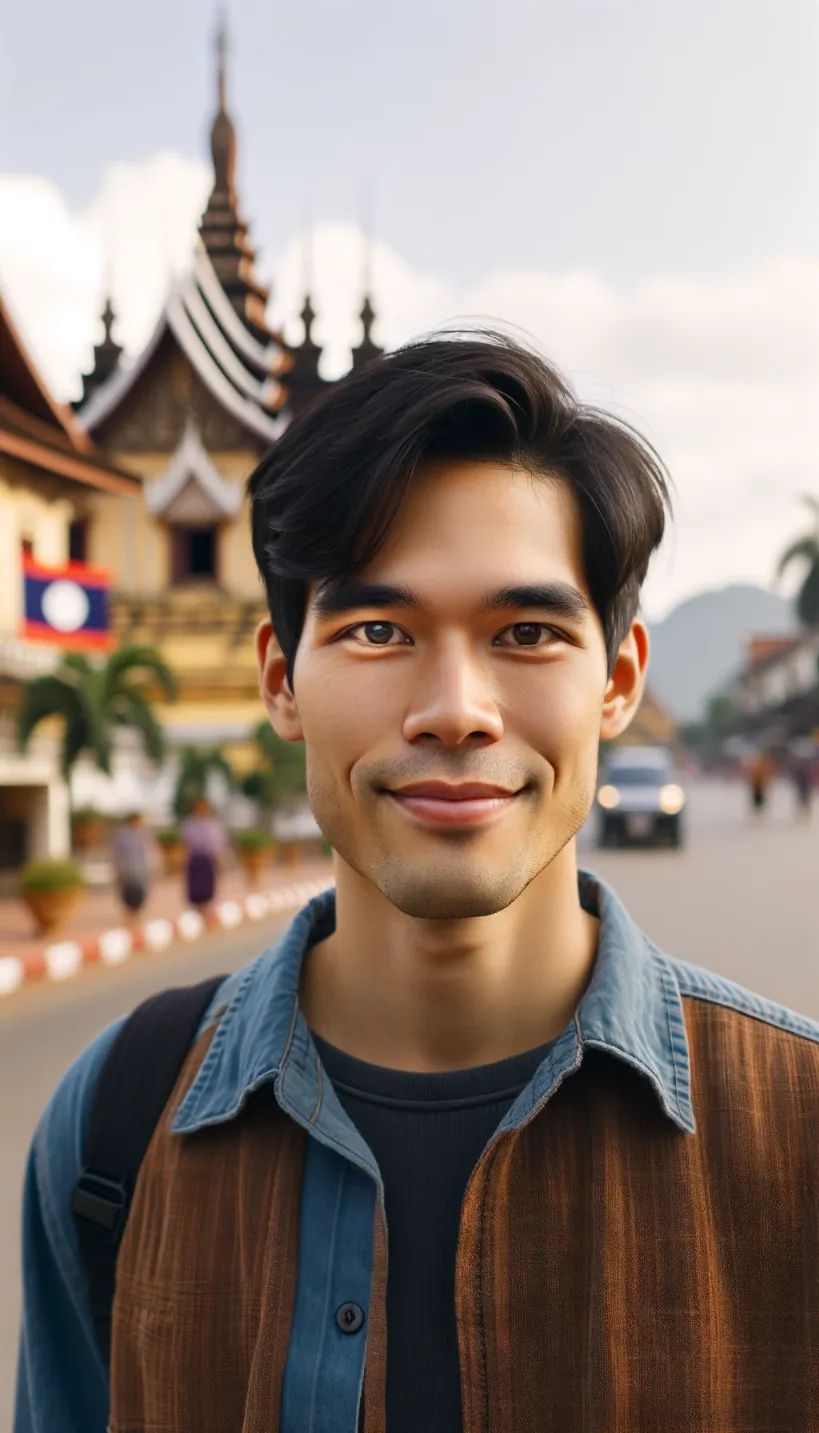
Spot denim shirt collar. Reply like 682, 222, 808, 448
172, 869, 695, 1150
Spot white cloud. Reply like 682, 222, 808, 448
0, 154, 210, 399
1, 156, 817, 620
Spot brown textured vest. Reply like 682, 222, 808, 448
110, 994, 819, 1432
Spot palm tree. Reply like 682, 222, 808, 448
241, 720, 307, 815
778, 496, 819, 628
18, 645, 177, 802
173, 744, 237, 821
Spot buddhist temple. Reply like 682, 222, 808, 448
72, 22, 382, 773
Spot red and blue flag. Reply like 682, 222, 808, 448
22, 556, 113, 650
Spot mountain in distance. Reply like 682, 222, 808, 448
645, 584, 797, 724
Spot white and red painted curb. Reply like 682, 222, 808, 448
0, 877, 335, 1000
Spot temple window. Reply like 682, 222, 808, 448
69, 518, 89, 563
171, 523, 219, 584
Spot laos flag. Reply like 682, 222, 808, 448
22, 557, 113, 650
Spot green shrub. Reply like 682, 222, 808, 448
232, 827, 276, 851
20, 859, 85, 893
156, 826, 182, 847
72, 806, 106, 824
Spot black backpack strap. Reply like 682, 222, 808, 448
70, 973, 228, 1367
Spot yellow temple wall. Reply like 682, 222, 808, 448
0, 472, 73, 631
77, 452, 271, 750
87, 490, 166, 594
87, 454, 262, 601
220, 494, 266, 601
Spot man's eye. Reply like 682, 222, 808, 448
493, 623, 561, 648
347, 621, 409, 646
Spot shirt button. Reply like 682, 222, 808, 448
336, 1301, 365, 1335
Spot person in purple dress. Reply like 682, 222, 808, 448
180, 797, 227, 912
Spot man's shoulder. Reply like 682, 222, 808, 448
664, 953, 819, 1049
36, 962, 253, 1206
36, 1017, 124, 1178
657, 951, 819, 1111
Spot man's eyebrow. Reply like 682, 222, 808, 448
312, 581, 590, 621
312, 582, 423, 619
477, 584, 590, 620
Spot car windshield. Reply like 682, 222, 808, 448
607, 767, 668, 787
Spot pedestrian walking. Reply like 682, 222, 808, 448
110, 812, 150, 928
180, 796, 226, 913
747, 748, 774, 818
790, 750, 815, 820
17, 334, 819, 1432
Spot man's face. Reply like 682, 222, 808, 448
274, 461, 620, 919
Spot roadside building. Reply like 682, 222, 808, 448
616, 688, 678, 749
718, 632, 819, 749
0, 289, 139, 886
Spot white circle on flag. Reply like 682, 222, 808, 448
41, 579, 90, 633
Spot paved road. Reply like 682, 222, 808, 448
1, 778, 816, 1424
577, 776, 818, 1015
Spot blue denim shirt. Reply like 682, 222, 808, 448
14, 870, 819, 1432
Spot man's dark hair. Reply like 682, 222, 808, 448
249, 332, 671, 682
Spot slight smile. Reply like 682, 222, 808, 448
385, 781, 523, 828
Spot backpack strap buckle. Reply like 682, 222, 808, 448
71, 1170, 129, 1240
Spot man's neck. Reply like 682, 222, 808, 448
299, 844, 599, 1073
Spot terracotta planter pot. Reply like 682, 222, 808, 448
237, 846, 274, 888
72, 817, 107, 852
159, 842, 185, 876
23, 886, 85, 937
278, 842, 302, 868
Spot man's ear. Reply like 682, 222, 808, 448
256, 619, 304, 742
599, 620, 649, 742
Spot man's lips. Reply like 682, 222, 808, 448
384, 781, 523, 828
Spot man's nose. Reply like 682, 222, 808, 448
401, 642, 504, 747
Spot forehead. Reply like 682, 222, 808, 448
363, 459, 587, 591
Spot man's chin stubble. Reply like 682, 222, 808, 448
366, 846, 555, 921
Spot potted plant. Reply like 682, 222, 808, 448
19, 858, 86, 937
71, 806, 108, 852
232, 828, 276, 887
156, 826, 185, 876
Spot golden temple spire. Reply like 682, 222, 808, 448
199, 11, 271, 342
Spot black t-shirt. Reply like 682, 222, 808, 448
312, 1032, 555, 1433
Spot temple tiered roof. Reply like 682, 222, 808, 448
0, 289, 137, 496
78, 23, 290, 449
77, 21, 383, 445
199, 23, 272, 344
78, 243, 288, 446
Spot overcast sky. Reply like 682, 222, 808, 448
1, 0, 817, 617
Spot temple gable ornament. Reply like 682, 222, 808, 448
145, 419, 243, 523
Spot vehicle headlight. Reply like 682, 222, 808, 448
597, 785, 621, 810
659, 783, 685, 814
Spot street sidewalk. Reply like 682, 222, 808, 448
0, 857, 334, 999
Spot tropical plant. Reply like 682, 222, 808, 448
156, 826, 182, 847
17, 645, 177, 801
241, 720, 307, 815
172, 745, 236, 821
778, 496, 819, 628
19, 858, 85, 893
19, 857, 87, 936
